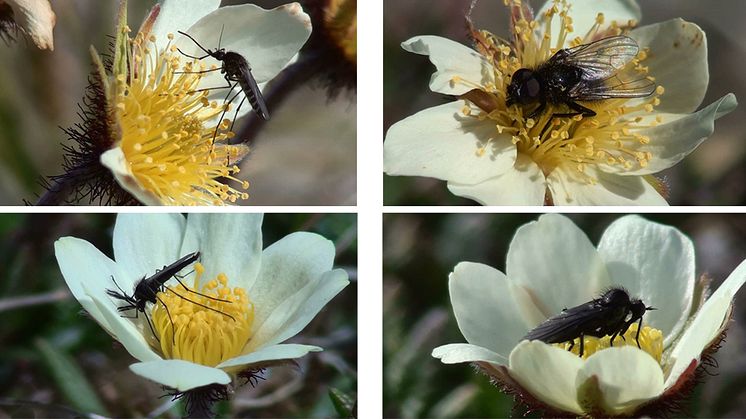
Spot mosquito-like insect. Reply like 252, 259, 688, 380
523, 287, 656, 357
106, 251, 234, 343
176, 27, 269, 151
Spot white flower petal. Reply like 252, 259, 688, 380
508, 340, 584, 414
384, 102, 516, 184
449, 262, 536, 357
54, 237, 120, 330
149, 0, 220, 52
601, 94, 737, 176
547, 166, 668, 205
100, 147, 163, 206
112, 214, 186, 282
578, 347, 664, 414
507, 214, 610, 317
87, 286, 161, 363
401, 35, 494, 95
446, 154, 546, 205
6, 0, 56, 50
597, 215, 694, 346
629, 19, 707, 114
664, 259, 746, 389
536, 0, 641, 48
217, 343, 321, 369
181, 214, 263, 289
176, 3, 311, 99
130, 359, 230, 391
247, 269, 348, 351
432, 343, 506, 365
249, 232, 335, 333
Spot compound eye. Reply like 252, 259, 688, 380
525, 77, 541, 98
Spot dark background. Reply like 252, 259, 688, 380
384, 0, 746, 205
384, 213, 746, 417
0, 0, 356, 205
0, 213, 357, 417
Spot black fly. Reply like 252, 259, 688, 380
106, 251, 234, 343
523, 288, 655, 357
506, 35, 656, 121
176, 28, 269, 147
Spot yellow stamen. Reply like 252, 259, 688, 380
151, 262, 254, 367
554, 323, 664, 363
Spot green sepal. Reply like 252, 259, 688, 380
112, 0, 129, 80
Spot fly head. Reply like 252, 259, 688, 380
507, 68, 542, 107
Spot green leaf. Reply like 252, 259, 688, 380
328, 387, 356, 418
35, 338, 108, 415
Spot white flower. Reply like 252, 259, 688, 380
99, 1, 312, 205
55, 213, 349, 392
432, 214, 746, 416
384, 0, 737, 205
2, 0, 56, 50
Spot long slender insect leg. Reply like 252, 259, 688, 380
579, 333, 585, 358
211, 82, 240, 146
635, 316, 643, 349
141, 310, 161, 344
567, 339, 575, 352
155, 295, 176, 346
228, 94, 248, 134
165, 287, 236, 321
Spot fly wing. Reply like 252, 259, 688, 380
571, 71, 656, 100
523, 300, 607, 344
238, 62, 270, 120
551, 35, 639, 81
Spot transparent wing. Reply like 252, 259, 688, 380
523, 300, 606, 343
550, 35, 640, 81
571, 71, 656, 100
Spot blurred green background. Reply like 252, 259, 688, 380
0, 213, 357, 417
383, 213, 746, 417
0, 0, 356, 205
384, 0, 746, 205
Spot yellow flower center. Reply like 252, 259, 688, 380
114, 32, 250, 205
458, 0, 665, 185
151, 262, 254, 367
554, 323, 664, 363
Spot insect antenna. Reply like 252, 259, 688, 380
164, 285, 236, 321
171, 269, 233, 303
176, 30, 213, 60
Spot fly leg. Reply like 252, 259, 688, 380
634, 316, 644, 349
578, 333, 585, 358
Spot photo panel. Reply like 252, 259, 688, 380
384, 213, 746, 417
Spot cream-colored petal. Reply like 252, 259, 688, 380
629, 19, 708, 114
547, 166, 668, 205
446, 154, 546, 205
507, 214, 610, 318
577, 347, 664, 415
664, 260, 746, 389
401, 35, 494, 95
432, 343, 506, 365
508, 340, 584, 414
597, 215, 695, 346
100, 147, 162, 206
384, 102, 516, 184
181, 213, 263, 290
6, 0, 55, 50
148, 0, 220, 52
130, 359, 230, 391
217, 343, 321, 369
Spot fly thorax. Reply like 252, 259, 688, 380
150, 262, 254, 367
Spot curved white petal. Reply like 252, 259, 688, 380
149, 0, 220, 52
507, 214, 610, 317
401, 35, 495, 95
247, 269, 348, 351
249, 232, 336, 333
176, 3, 311, 98
665, 260, 746, 389
536, 0, 641, 48
100, 147, 163, 206
88, 287, 161, 363
432, 343, 506, 365
217, 343, 321, 369
446, 154, 546, 205
508, 340, 584, 415
578, 347, 664, 415
130, 359, 230, 391
602, 94, 737, 176
112, 214, 186, 284
629, 19, 707, 114
384, 102, 516, 184
181, 213, 263, 290
55, 237, 121, 331
449, 262, 536, 358
597, 215, 695, 346
547, 166, 668, 205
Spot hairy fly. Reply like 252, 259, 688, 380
523, 287, 655, 357
506, 35, 656, 120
